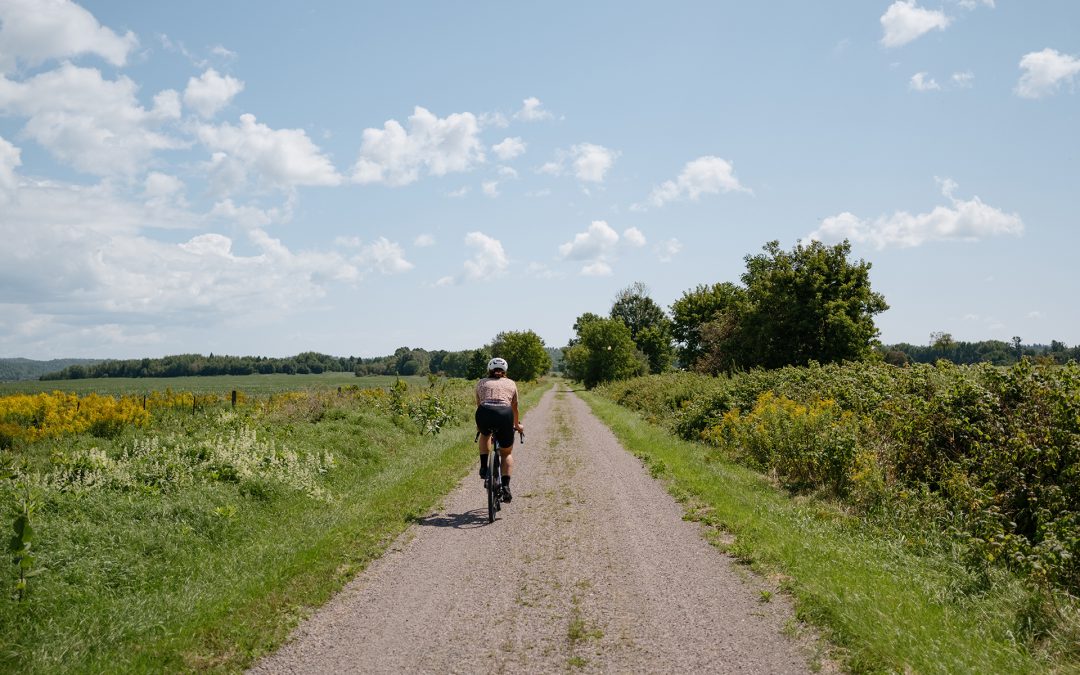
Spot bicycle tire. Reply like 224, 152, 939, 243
487, 436, 499, 522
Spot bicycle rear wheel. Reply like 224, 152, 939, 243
486, 441, 498, 522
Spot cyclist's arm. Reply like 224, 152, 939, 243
511, 392, 522, 431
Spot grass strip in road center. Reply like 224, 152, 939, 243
578, 390, 1062, 674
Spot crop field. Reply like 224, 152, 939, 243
0, 376, 544, 672
0, 373, 429, 396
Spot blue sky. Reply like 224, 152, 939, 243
1, 1, 1077, 359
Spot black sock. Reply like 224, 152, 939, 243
501, 475, 510, 487
480, 454, 489, 469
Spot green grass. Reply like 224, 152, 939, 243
1, 380, 548, 672
0, 373, 430, 396
578, 389, 1072, 674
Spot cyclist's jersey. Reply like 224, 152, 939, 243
476, 376, 518, 407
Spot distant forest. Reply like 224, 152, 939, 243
878, 337, 1080, 366
0, 358, 102, 382
37, 346, 565, 381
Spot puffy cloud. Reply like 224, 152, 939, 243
151, 89, 182, 120
462, 231, 508, 281
414, 234, 435, 247
482, 180, 499, 198
1015, 48, 1080, 99
143, 171, 186, 208
559, 220, 619, 260
493, 136, 526, 160
183, 68, 244, 118
581, 261, 612, 277
478, 111, 509, 128
356, 237, 413, 274
514, 96, 552, 122
571, 143, 617, 183
0, 0, 137, 73
951, 71, 974, 88
352, 106, 484, 186
910, 72, 941, 91
809, 180, 1024, 249
623, 227, 646, 247
497, 166, 519, 179
0, 63, 186, 176
197, 113, 342, 191
655, 238, 683, 262
640, 156, 750, 209
956, 0, 993, 8
0, 135, 21, 204
880, 1, 951, 48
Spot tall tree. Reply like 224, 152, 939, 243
739, 240, 888, 368
563, 316, 647, 388
670, 282, 746, 369
490, 330, 552, 381
609, 282, 673, 373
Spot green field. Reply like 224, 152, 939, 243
0, 373, 431, 396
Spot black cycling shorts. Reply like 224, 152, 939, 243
475, 404, 515, 449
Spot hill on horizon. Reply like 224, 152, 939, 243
0, 358, 102, 382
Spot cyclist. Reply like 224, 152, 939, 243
475, 357, 523, 502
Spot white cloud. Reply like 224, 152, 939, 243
910, 72, 941, 91
197, 113, 342, 191
492, 136, 526, 161
956, 0, 994, 8
809, 180, 1024, 249
183, 68, 244, 118
623, 227, 646, 247
414, 234, 435, 247
538, 161, 562, 176
210, 197, 290, 230
478, 111, 509, 129
462, 231, 508, 281
151, 89, 182, 120
352, 106, 484, 186
581, 261, 612, 277
514, 97, 552, 122
210, 45, 237, 60
445, 186, 469, 198
482, 180, 499, 198
880, 1, 951, 48
0, 0, 138, 73
1015, 48, 1080, 99
951, 71, 974, 88
0, 63, 186, 176
497, 166, 518, 179
571, 143, 617, 183
655, 238, 683, 262
559, 220, 620, 260
1028, 310, 1043, 319
0, 135, 21, 204
641, 156, 750, 209
356, 237, 413, 274
143, 171, 186, 208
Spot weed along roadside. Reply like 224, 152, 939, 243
0, 377, 548, 672
577, 372, 1080, 674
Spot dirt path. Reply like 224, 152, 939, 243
251, 385, 812, 674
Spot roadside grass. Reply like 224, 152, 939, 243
578, 390, 1069, 674
0, 373, 429, 396
1, 380, 547, 673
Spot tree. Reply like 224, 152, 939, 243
610, 282, 673, 373
738, 240, 888, 368
465, 348, 491, 380
562, 316, 647, 388
670, 282, 746, 369
490, 330, 552, 381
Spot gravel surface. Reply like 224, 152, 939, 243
251, 385, 813, 674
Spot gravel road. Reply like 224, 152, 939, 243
251, 384, 813, 674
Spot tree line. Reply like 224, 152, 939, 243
562, 238, 1079, 388
40, 331, 554, 383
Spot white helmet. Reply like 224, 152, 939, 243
487, 357, 508, 372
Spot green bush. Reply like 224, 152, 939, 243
597, 360, 1080, 594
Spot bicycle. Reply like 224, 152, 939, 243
475, 428, 524, 523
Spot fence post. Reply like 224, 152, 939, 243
192, 392, 196, 416
143, 394, 147, 410
232, 390, 237, 408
